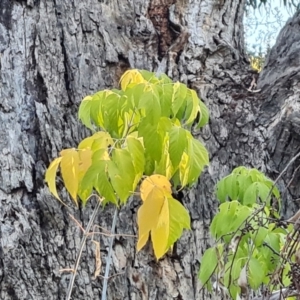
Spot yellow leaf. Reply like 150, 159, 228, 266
45, 157, 62, 201
137, 187, 191, 259
60, 148, 79, 205
137, 187, 165, 251
78, 148, 92, 181
151, 197, 169, 258
155, 136, 173, 179
140, 174, 172, 202
78, 131, 113, 150
179, 152, 190, 187
119, 69, 146, 91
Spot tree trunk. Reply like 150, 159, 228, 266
0, 0, 299, 299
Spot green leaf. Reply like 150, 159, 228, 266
89, 90, 106, 128
216, 178, 228, 202
184, 90, 199, 125
155, 135, 172, 178
144, 152, 155, 175
237, 174, 253, 202
158, 73, 172, 84
243, 183, 258, 205
138, 119, 165, 163
139, 69, 159, 83
78, 96, 94, 131
126, 136, 145, 188
252, 227, 268, 247
169, 125, 187, 168
78, 160, 117, 204
184, 133, 209, 185
124, 82, 145, 108
265, 232, 280, 253
101, 91, 129, 138
197, 98, 209, 128
223, 174, 239, 200
227, 259, 242, 298
171, 82, 188, 118
159, 83, 173, 117
138, 84, 161, 125
107, 156, 133, 203
257, 182, 271, 204
248, 257, 265, 289
166, 197, 191, 249
91, 149, 108, 163
210, 202, 233, 238
94, 161, 118, 205
230, 205, 252, 232
217, 172, 239, 202
198, 247, 218, 288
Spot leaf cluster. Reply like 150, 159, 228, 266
45, 69, 209, 259
199, 167, 298, 299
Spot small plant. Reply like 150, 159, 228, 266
199, 166, 300, 299
45, 69, 209, 298
249, 55, 264, 72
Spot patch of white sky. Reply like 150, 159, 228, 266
243, 0, 298, 55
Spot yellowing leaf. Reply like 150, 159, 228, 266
184, 90, 200, 125
60, 148, 79, 206
178, 152, 190, 187
78, 160, 117, 205
187, 136, 209, 184
151, 196, 190, 259
126, 136, 145, 189
78, 148, 92, 181
155, 135, 173, 179
92, 149, 110, 162
78, 131, 113, 150
120, 69, 146, 91
140, 175, 172, 202
172, 81, 188, 117
151, 197, 169, 258
137, 176, 191, 259
45, 157, 62, 201
137, 187, 165, 251
177, 134, 209, 187
166, 197, 191, 246
78, 95, 94, 131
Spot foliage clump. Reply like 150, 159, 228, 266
45, 69, 209, 259
199, 166, 300, 299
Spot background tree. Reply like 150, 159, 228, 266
0, 0, 299, 299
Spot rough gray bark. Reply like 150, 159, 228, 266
0, 0, 299, 299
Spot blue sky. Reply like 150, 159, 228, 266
244, 0, 297, 55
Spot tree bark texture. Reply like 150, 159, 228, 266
0, 0, 299, 299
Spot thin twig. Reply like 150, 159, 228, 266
92, 224, 136, 238
101, 208, 118, 300
99, 271, 125, 280
68, 213, 85, 233
272, 151, 300, 188
66, 197, 103, 300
